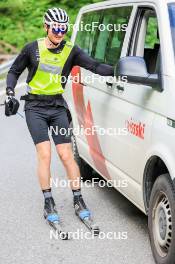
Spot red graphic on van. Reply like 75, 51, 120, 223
71, 66, 111, 180
126, 118, 145, 139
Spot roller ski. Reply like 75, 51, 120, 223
44, 197, 70, 240
74, 194, 100, 236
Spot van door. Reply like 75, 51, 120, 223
71, 6, 133, 181
90, 6, 161, 206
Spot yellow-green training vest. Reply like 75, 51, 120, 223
28, 38, 73, 95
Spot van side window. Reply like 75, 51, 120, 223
131, 9, 160, 74
75, 11, 101, 56
145, 17, 159, 49
75, 7, 132, 66
93, 7, 132, 66
144, 15, 160, 74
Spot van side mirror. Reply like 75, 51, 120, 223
116, 56, 163, 92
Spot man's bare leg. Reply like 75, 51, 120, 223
55, 143, 81, 190
36, 141, 51, 190
36, 141, 59, 222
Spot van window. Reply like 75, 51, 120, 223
75, 6, 132, 66
132, 9, 160, 74
75, 11, 101, 55
145, 17, 159, 49
144, 14, 160, 73
93, 7, 132, 65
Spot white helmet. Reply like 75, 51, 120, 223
44, 7, 69, 26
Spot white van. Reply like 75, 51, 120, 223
64, 1, 175, 263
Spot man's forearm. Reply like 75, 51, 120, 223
6, 72, 18, 92
6, 43, 29, 94
73, 46, 115, 77
95, 63, 114, 76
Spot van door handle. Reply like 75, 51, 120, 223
106, 82, 125, 91
116, 85, 124, 91
106, 81, 113, 87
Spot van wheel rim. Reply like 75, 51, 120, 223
153, 192, 172, 257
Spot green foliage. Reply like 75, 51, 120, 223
145, 17, 159, 48
0, 0, 101, 52
0, 0, 24, 11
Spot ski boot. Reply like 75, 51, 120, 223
44, 197, 70, 240
74, 195, 100, 236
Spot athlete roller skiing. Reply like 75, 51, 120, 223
5, 7, 114, 239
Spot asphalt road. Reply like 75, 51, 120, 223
0, 82, 155, 264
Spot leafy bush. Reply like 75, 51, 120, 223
0, 0, 101, 52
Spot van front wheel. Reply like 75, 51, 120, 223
148, 174, 175, 264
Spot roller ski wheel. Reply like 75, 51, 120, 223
74, 195, 100, 236
44, 197, 70, 240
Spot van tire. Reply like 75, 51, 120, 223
71, 133, 94, 182
148, 174, 175, 264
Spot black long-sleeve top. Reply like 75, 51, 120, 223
6, 39, 114, 110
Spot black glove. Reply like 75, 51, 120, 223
6, 87, 15, 97
5, 88, 19, 116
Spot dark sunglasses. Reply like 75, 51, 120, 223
51, 27, 68, 35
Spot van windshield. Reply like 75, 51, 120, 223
168, 3, 175, 55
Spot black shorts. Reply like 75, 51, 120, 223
25, 106, 72, 145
